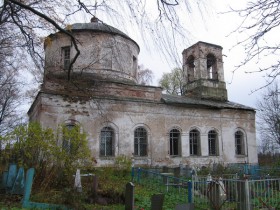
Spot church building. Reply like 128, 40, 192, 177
28, 19, 258, 167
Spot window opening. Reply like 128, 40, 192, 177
133, 56, 137, 76
207, 54, 218, 80
190, 129, 200, 156
100, 127, 114, 156
62, 124, 76, 154
134, 127, 147, 156
62, 46, 71, 70
170, 129, 180, 156
187, 55, 195, 82
208, 130, 218, 156
235, 131, 244, 155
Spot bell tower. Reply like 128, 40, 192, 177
182, 41, 228, 101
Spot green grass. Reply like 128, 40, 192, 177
0, 167, 191, 210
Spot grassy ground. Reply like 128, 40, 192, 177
0, 167, 188, 210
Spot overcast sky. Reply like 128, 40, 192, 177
136, 0, 266, 108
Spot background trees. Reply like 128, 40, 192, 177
158, 68, 185, 95
257, 82, 280, 153
136, 65, 154, 85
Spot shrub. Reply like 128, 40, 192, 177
0, 122, 94, 190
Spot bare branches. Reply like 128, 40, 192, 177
230, 0, 280, 86
257, 82, 280, 152
136, 65, 154, 85
6, 0, 81, 80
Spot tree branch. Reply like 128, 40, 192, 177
6, 0, 80, 80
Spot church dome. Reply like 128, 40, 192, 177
44, 18, 140, 83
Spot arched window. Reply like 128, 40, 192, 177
62, 124, 77, 154
187, 55, 195, 82
235, 131, 245, 155
190, 129, 200, 156
170, 129, 181, 156
134, 127, 148, 156
208, 130, 218, 156
207, 54, 218, 80
100, 127, 114, 156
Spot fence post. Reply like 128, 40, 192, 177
245, 179, 251, 210
188, 180, 192, 203
137, 167, 141, 183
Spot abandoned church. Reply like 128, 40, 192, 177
28, 19, 258, 167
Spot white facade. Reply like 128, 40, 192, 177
28, 19, 258, 167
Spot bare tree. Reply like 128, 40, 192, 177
0, 20, 23, 137
136, 65, 154, 85
158, 67, 185, 95
0, 69, 22, 135
1, 0, 208, 81
230, 0, 280, 87
0, 0, 208, 135
256, 82, 280, 153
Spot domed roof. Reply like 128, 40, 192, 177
69, 18, 139, 50
71, 22, 129, 38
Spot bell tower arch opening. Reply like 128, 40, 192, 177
186, 55, 195, 82
206, 53, 218, 80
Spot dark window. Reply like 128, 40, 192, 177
235, 131, 245, 155
208, 130, 218, 156
170, 129, 180, 156
207, 54, 218, 80
100, 127, 114, 156
134, 127, 147, 156
133, 56, 137, 77
190, 129, 200, 156
62, 46, 71, 70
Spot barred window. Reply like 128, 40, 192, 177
190, 129, 200, 156
170, 129, 180, 156
134, 127, 147, 156
100, 127, 114, 156
235, 131, 245, 155
208, 130, 218, 156
62, 46, 70, 70
62, 124, 76, 154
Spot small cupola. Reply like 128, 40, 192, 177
182, 41, 228, 101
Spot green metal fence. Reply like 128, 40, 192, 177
133, 167, 280, 210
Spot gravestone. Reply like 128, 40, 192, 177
185, 165, 192, 178
125, 182, 134, 210
22, 168, 35, 206
74, 169, 82, 192
207, 178, 226, 210
174, 167, 180, 178
237, 179, 252, 210
174, 167, 180, 184
162, 166, 168, 173
92, 175, 98, 195
6, 163, 17, 191
1, 171, 8, 189
175, 203, 194, 210
11, 167, 25, 195
162, 166, 170, 185
151, 194, 164, 210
